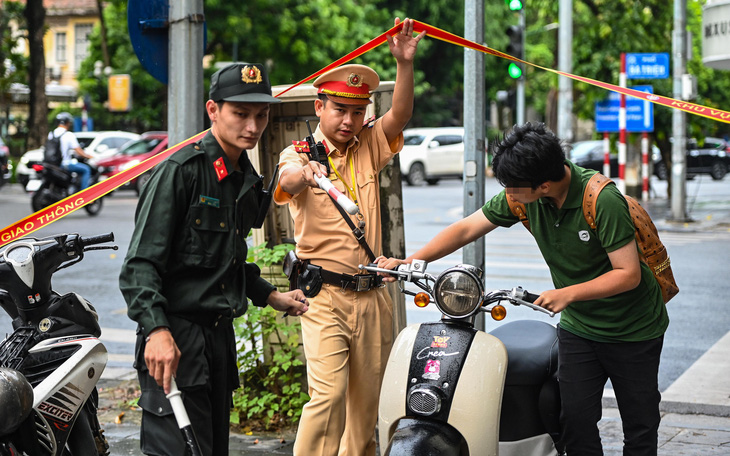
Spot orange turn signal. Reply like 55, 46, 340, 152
491, 305, 507, 321
414, 292, 430, 308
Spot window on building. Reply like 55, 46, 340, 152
56, 32, 67, 62
74, 23, 94, 72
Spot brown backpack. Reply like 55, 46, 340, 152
507, 173, 679, 303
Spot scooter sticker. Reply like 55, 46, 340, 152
431, 336, 450, 348
423, 359, 441, 380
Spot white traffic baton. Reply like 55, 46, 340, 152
167, 377, 203, 456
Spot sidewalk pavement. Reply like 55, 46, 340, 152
100, 183, 730, 455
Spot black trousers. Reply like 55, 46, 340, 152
557, 327, 664, 456
134, 316, 237, 456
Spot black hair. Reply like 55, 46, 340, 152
317, 94, 329, 105
492, 122, 567, 189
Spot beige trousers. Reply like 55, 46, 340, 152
293, 284, 394, 456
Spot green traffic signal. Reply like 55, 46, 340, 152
508, 62, 523, 79
507, 0, 523, 11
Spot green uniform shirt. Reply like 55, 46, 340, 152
482, 161, 668, 342
119, 131, 276, 337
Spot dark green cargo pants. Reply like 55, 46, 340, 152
134, 315, 237, 456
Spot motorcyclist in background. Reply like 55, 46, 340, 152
50, 112, 93, 190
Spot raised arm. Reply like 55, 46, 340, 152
381, 18, 426, 144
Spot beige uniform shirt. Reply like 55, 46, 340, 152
274, 118, 403, 274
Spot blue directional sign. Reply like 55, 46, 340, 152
626, 53, 670, 79
595, 85, 654, 133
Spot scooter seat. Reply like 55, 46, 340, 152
489, 320, 558, 386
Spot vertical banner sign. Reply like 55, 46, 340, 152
108, 74, 132, 112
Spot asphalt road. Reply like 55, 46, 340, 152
2, 174, 730, 392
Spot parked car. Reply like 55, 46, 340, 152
400, 127, 465, 186
571, 140, 665, 180
15, 130, 140, 186
0, 137, 11, 186
653, 138, 729, 181
95, 132, 168, 195
569, 140, 618, 176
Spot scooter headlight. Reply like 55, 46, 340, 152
433, 265, 484, 318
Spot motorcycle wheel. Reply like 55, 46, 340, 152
65, 390, 110, 456
84, 199, 103, 216
31, 189, 54, 212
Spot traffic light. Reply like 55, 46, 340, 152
506, 25, 524, 79
508, 63, 523, 79
505, 0, 523, 11
506, 25, 523, 59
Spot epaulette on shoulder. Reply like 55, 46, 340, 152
363, 115, 376, 128
168, 141, 205, 165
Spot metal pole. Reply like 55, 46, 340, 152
516, 10, 525, 125
168, 0, 204, 146
618, 53, 627, 194
557, 0, 573, 144
464, 0, 486, 331
603, 132, 611, 177
641, 132, 649, 201
671, 0, 689, 222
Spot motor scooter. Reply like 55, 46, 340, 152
362, 260, 564, 456
0, 232, 117, 455
27, 158, 103, 215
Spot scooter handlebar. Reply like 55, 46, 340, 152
359, 263, 430, 282
79, 233, 114, 247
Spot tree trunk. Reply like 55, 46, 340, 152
95, 0, 110, 67
25, 0, 48, 150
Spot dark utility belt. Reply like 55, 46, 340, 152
319, 268, 383, 292
283, 250, 382, 298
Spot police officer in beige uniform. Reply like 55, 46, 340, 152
120, 62, 308, 456
274, 18, 425, 456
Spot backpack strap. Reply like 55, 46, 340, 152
582, 172, 613, 229
506, 197, 531, 233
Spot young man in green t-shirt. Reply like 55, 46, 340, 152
378, 122, 669, 456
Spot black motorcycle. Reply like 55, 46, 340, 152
28, 159, 103, 215
0, 232, 116, 455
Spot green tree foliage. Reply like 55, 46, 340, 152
527, 0, 730, 142
0, 1, 27, 100
204, 0, 392, 86
7, 0, 728, 142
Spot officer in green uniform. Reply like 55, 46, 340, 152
380, 122, 668, 456
119, 62, 308, 456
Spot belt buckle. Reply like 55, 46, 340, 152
354, 274, 373, 292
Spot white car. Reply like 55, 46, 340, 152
16, 130, 140, 186
400, 127, 466, 186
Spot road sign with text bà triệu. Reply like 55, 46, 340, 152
626, 53, 670, 79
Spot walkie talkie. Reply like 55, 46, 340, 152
304, 119, 330, 175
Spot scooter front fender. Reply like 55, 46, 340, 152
383, 418, 465, 456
